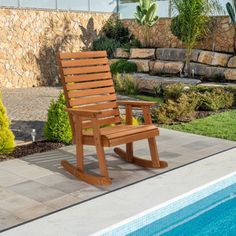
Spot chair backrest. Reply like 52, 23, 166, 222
58, 51, 121, 129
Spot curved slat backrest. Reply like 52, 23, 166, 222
58, 51, 121, 130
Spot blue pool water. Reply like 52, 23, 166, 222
129, 184, 236, 236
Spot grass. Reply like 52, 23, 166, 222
164, 110, 236, 141
129, 94, 163, 104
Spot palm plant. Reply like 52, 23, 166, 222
171, 0, 220, 76
226, 0, 236, 54
134, 0, 159, 47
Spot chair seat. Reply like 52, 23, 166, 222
83, 124, 159, 147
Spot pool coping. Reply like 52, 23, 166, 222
1, 147, 236, 236
94, 171, 236, 235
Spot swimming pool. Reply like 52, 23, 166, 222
95, 172, 236, 236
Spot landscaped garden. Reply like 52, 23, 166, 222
1, 0, 236, 160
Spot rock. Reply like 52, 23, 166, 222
155, 48, 200, 62
198, 51, 231, 67
187, 63, 226, 79
227, 56, 236, 68
150, 60, 184, 75
130, 48, 155, 59
109, 59, 119, 65
132, 73, 201, 93
114, 48, 129, 58
224, 69, 236, 80
128, 59, 150, 72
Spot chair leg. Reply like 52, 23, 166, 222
126, 143, 134, 162
148, 137, 168, 168
92, 118, 109, 178
61, 117, 111, 186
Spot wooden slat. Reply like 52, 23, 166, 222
61, 58, 108, 67
63, 65, 110, 76
82, 116, 121, 129
109, 130, 158, 146
68, 87, 115, 98
69, 94, 117, 107
97, 109, 120, 118
65, 72, 112, 83
85, 102, 118, 110
66, 79, 113, 90
60, 51, 107, 59
107, 125, 157, 140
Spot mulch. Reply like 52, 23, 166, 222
0, 141, 65, 161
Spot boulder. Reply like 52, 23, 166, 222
187, 63, 226, 79
128, 59, 150, 72
198, 51, 231, 67
224, 69, 236, 80
227, 56, 236, 68
150, 60, 184, 75
155, 48, 200, 62
130, 48, 155, 59
114, 48, 129, 58
109, 59, 119, 65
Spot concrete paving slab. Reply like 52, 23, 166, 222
2, 148, 236, 236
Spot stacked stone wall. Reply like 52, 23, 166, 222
122, 17, 234, 53
0, 8, 115, 88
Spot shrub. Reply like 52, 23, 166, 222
92, 36, 121, 58
0, 94, 15, 155
102, 19, 131, 45
120, 115, 140, 125
163, 83, 185, 101
44, 93, 72, 144
113, 73, 139, 95
154, 93, 199, 124
197, 89, 234, 111
110, 59, 137, 74
122, 38, 142, 50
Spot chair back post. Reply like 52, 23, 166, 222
57, 53, 76, 144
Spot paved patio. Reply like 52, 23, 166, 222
0, 128, 235, 232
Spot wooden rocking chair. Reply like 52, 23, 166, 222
57, 51, 168, 185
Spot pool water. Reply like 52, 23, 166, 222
129, 184, 236, 236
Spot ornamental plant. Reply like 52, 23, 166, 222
44, 92, 72, 144
171, 0, 221, 75
0, 93, 15, 155
226, 0, 236, 54
134, 0, 159, 47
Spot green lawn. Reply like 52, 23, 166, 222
129, 95, 163, 104
164, 110, 236, 141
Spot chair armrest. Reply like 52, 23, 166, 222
65, 108, 102, 118
117, 100, 156, 107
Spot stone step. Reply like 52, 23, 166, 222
132, 73, 201, 92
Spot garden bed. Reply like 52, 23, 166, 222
0, 141, 65, 161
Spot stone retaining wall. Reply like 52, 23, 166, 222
122, 17, 234, 53
0, 8, 115, 88
114, 48, 236, 81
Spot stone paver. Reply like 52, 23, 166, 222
0, 128, 235, 232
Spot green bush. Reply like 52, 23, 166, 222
0, 94, 15, 155
92, 36, 121, 58
122, 39, 142, 50
163, 83, 185, 101
113, 73, 139, 95
110, 59, 137, 74
44, 93, 72, 144
197, 89, 234, 111
154, 93, 199, 124
102, 19, 131, 45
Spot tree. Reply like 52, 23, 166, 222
134, 0, 159, 47
0, 93, 15, 155
226, 0, 236, 54
171, 0, 220, 76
